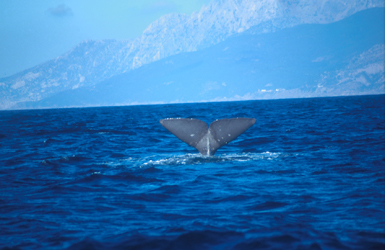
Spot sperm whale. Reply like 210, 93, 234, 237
160, 118, 256, 156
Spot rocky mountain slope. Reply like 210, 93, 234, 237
14, 7, 384, 109
0, 0, 383, 109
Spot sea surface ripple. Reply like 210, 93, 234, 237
0, 95, 384, 249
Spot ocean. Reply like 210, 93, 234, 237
1, 95, 384, 250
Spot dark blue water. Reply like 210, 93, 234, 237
1, 95, 384, 250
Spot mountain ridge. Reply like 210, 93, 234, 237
0, 0, 384, 109
13, 7, 384, 109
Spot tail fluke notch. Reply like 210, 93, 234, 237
160, 118, 255, 155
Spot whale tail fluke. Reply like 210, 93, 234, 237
160, 118, 256, 155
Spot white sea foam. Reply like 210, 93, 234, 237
136, 152, 288, 168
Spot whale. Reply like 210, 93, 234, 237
160, 118, 256, 156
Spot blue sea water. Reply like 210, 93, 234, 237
0, 95, 384, 250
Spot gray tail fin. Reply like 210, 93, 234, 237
160, 118, 256, 155
160, 118, 208, 148
209, 118, 256, 149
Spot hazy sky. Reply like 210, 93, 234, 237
0, 0, 210, 77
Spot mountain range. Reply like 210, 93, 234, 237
0, 0, 384, 109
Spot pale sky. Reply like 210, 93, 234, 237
0, 0, 211, 77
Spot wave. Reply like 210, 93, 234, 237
63, 229, 385, 250
99, 152, 291, 169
